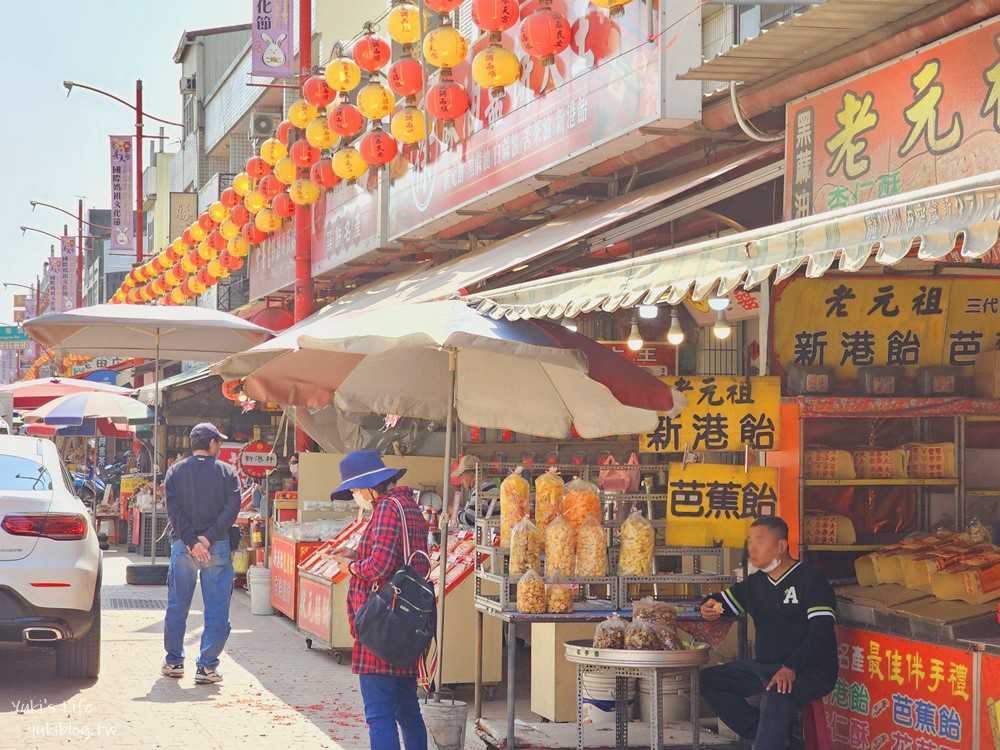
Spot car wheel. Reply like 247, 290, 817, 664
126, 563, 169, 586
55, 590, 101, 679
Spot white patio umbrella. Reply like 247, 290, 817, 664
25, 304, 272, 576
214, 299, 683, 687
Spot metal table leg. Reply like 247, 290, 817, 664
616, 672, 629, 750
577, 665, 585, 750
651, 668, 663, 750
507, 621, 517, 750
475, 610, 484, 719
690, 667, 701, 750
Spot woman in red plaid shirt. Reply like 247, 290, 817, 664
331, 450, 431, 750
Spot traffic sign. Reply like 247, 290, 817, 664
0, 340, 30, 350
0, 326, 29, 344
239, 440, 277, 478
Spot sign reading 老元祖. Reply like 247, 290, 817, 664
639, 376, 781, 454
664, 463, 778, 547
773, 276, 1000, 377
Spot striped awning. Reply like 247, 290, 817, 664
469, 171, 1000, 320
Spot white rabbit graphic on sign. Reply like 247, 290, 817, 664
260, 32, 287, 69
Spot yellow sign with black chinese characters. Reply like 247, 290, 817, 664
773, 276, 1000, 377
665, 463, 780, 548
639, 376, 781, 454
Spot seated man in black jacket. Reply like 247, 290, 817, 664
700, 516, 838, 750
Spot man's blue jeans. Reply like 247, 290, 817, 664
164, 539, 233, 671
358, 674, 428, 750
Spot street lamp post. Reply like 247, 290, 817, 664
30, 201, 112, 307
4, 282, 39, 377
63, 80, 181, 267
21, 226, 103, 308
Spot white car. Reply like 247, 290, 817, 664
0, 435, 101, 678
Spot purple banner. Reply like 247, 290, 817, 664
252, 0, 294, 78
60, 237, 77, 312
109, 136, 133, 252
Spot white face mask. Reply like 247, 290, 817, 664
353, 489, 374, 512
760, 554, 782, 574
289, 462, 299, 478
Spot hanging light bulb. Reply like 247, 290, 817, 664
638, 304, 658, 319
707, 296, 729, 312
667, 308, 685, 346
562, 317, 577, 332
627, 322, 643, 352
713, 309, 732, 340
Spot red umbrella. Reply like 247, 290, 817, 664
0, 377, 132, 410
25, 419, 135, 439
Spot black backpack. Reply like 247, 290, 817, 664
353, 498, 436, 667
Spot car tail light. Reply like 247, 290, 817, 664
1, 514, 89, 540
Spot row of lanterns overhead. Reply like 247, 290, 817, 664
111, 0, 626, 306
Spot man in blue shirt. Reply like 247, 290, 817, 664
161, 423, 241, 685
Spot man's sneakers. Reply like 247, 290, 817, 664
195, 666, 223, 684
160, 661, 184, 678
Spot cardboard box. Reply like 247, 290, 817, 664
975, 350, 1000, 398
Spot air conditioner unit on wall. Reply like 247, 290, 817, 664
179, 76, 196, 94
250, 112, 276, 140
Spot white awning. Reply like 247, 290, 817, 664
468, 171, 1000, 320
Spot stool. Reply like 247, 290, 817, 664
801, 699, 831, 750
97, 516, 120, 546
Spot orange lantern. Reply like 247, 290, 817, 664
359, 126, 399, 169
290, 140, 322, 168
356, 81, 395, 121
423, 20, 468, 70
272, 191, 296, 218
209, 200, 229, 224
302, 76, 336, 108
274, 156, 297, 185
232, 172, 253, 196
230, 204, 250, 227
220, 187, 241, 208
391, 106, 426, 144
425, 0, 462, 10
244, 189, 268, 214
288, 99, 319, 129
197, 240, 218, 263
352, 31, 392, 73
426, 80, 471, 127
189, 222, 207, 242
472, 0, 520, 33
207, 259, 230, 280
589, 0, 633, 18
387, 2, 421, 46
167, 240, 185, 262
219, 219, 240, 240
242, 223, 268, 245
289, 178, 322, 206
306, 116, 337, 150
332, 146, 369, 185
472, 42, 521, 98
329, 99, 365, 138
260, 138, 288, 165
325, 56, 362, 93
228, 235, 250, 257
169, 287, 187, 306
180, 254, 200, 275
388, 55, 424, 98
259, 174, 284, 200
198, 213, 218, 233
519, 3, 571, 65
276, 119, 294, 145
208, 230, 228, 252
246, 156, 271, 180
255, 208, 283, 233
310, 159, 340, 189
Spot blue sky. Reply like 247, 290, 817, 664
0, 0, 247, 320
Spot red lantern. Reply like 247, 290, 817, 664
272, 192, 296, 219
230, 204, 251, 228
329, 100, 365, 138
310, 159, 340, 189
217, 250, 236, 271
181, 228, 197, 247
171, 263, 188, 283
198, 213, 218, 233
220, 187, 240, 208
242, 223, 268, 245
246, 156, 271, 180
208, 231, 228, 252
358, 127, 398, 169
519, 5, 571, 65
197, 267, 214, 286
425, 0, 463, 10
352, 33, 392, 73
426, 80, 471, 126
165, 244, 183, 263
186, 249, 208, 269
258, 174, 284, 200
570, 10, 621, 63
471, 0, 519, 33
276, 119, 294, 145
302, 76, 336, 108
290, 140, 321, 168
387, 56, 424, 98
150, 256, 166, 274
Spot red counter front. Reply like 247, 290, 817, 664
270, 534, 323, 619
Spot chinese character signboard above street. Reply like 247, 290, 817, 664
60, 237, 76, 311
310, 183, 382, 278
251, 0, 293, 78
389, 0, 701, 240
825, 626, 972, 750
773, 276, 1000, 377
599, 341, 676, 379
109, 136, 133, 251
168, 193, 197, 241
665, 463, 778, 547
0, 326, 30, 351
786, 17, 1000, 219
640, 376, 781, 454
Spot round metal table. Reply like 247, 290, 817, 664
564, 640, 710, 750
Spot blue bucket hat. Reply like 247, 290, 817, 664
331, 450, 407, 500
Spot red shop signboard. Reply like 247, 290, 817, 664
270, 536, 323, 620
825, 626, 973, 750
295, 574, 333, 643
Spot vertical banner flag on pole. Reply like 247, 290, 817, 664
110, 136, 133, 253
60, 237, 77, 311
251, 0, 294, 78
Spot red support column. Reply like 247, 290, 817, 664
77, 199, 83, 307
294, 0, 314, 452
135, 79, 143, 266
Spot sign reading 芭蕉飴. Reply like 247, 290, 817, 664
639, 376, 781, 454
785, 18, 1000, 219
664, 463, 779, 547
773, 276, 1000, 377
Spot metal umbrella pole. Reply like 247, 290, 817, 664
433, 348, 457, 694
150, 328, 160, 566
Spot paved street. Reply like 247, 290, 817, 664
0, 549, 501, 749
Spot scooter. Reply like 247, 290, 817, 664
71, 467, 110, 551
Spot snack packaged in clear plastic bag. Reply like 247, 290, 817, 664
546, 572, 574, 614
575, 512, 607, 577
509, 516, 543, 575
545, 514, 576, 577
624, 616, 660, 651
534, 468, 565, 536
516, 569, 546, 614
562, 477, 601, 531
593, 614, 627, 649
968, 516, 994, 545
500, 468, 530, 549
619, 509, 655, 576
633, 598, 682, 650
